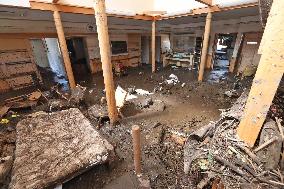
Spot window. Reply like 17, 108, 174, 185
111, 41, 128, 55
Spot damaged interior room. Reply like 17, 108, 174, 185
0, 0, 284, 188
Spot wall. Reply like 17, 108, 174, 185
172, 34, 196, 53
141, 36, 150, 64
44, 38, 66, 77
0, 38, 42, 92
208, 16, 263, 55
85, 33, 141, 73
237, 32, 262, 76
30, 39, 50, 68
161, 34, 171, 53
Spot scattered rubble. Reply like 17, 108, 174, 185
166, 74, 180, 85
184, 90, 284, 189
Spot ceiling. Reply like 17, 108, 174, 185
0, 0, 258, 16
0, 3, 260, 34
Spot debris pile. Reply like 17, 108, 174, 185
184, 91, 284, 189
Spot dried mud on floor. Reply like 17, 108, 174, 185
0, 66, 253, 189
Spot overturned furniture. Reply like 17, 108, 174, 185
9, 108, 114, 189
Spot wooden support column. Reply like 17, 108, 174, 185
152, 18, 156, 73
53, 11, 76, 89
229, 32, 242, 73
94, 0, 118, 124
198, 12, 212, 81
237, 0, 284, 147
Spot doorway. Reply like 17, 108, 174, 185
212, 33, 237, 70
237, 32, 263, 76
66, 37, 90, 78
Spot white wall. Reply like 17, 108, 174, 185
30, 39, 50, 68
161, 34, 170, 53
44, 38, 66, 77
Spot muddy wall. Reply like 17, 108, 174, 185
85, 33, 141, 73
0, 38, 42, 93
171, 34, 196, 53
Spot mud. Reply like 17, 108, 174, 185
63, 65, 253, 189
0, 65, 254, 189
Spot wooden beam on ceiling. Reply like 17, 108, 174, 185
29, 1, 153, 21
161, 2, 258, 20
195, 0, 212, 6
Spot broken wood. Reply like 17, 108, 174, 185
53, 10, 76, 90
254, 136, 278, 153
213, 155, 245, 177
236, 144, 261, 165
237, 0, 284, 147
28, 91, 42, 101
94, 0, 119, 124
275, 117, 284, 141
0, 106, 10, 118
198, 12, 212, 81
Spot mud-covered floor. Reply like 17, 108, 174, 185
65, 65, 252, 189
0, 64, 253, 189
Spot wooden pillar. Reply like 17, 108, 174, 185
237, 0, 284, 147
132, 125, 142, 175
198, 12, 212, 81
94, 0, 118, 124
152, 18, 156, 73
229, 32, 242, 73
53, 11, 76, 89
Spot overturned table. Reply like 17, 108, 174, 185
10, 108, 114, 189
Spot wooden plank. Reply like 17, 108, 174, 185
163, 3, 257, 19
195, 0, 212, 6
29, 1, 153, 21
53, 10, 76, 89
94, 0, 118, 124
198, 12, 212, 81
237, 0, 284, 147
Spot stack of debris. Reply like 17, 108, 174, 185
184, 90, 284, 189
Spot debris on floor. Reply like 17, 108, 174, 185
0, 66, 267, 189
184, 90, 284, 189
9, 108, 114, 189
165, 74, 180, 85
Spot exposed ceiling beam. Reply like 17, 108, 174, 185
29, 1, 153, 21
162, 2, 258, 20
28, 1, 258, 21
195, 0, 212, 6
